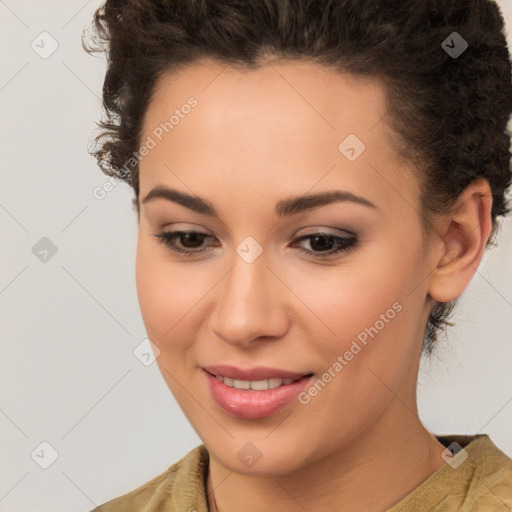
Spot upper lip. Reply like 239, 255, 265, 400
203, 365, 312, 381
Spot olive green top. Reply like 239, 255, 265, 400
91, 435, 512, 511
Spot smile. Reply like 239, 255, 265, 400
203, 367, 315, 419
213, 375, 303, 390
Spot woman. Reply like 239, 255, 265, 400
84, 0, 512, 510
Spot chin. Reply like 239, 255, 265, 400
204, 434, 320, 477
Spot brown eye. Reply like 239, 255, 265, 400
291, 232, 358, 259
179, 232, 208, 248
308, 234, 336, 252
153, 230, 218, 256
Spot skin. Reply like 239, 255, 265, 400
134, 58, 492, 512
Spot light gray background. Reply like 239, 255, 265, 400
1, 1, 511, 511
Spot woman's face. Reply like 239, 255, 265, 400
135, 58, 441, 475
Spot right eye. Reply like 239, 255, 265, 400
153, 230, 220, 257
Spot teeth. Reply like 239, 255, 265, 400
216, 375, 300, 390
234, 379, 250, 390
268, 378, 283, 389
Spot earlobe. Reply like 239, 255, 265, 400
428, 179, 493, 303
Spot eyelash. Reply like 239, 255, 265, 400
152, 230, 358, 259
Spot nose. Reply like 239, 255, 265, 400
210, 252, 290, 348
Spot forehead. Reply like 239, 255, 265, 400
144, 57, 389, 137
139, 58, 418, 215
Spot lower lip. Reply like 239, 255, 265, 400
204, 370, 314, 420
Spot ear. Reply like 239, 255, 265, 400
428, 179, 493, 303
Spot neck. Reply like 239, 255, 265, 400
206, 405, 447, 512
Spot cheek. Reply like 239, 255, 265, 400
135, 236, 199, 345
288, 257, 407, 344
288, 240, 424, 381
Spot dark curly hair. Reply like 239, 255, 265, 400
83, 0, 512, 354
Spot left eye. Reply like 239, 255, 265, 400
290, 232, 358, 258
153, 230, 358, 259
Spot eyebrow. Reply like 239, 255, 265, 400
141, 185, 377, 217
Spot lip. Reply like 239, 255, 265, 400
203, 367, 314, 420
203, 364, 310, 381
